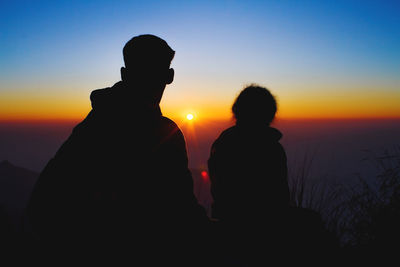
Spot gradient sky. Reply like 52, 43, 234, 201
1, 0, 399, 122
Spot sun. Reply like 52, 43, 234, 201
186, 113, 194, 120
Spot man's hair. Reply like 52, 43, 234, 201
123, 34, 175, 68
232, 84, 277, 125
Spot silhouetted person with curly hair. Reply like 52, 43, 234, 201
208, 85, 290, 265
208, 85, 339, 265
209, 85, 289, 221
27, 34, 210, 265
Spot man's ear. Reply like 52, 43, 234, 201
121, 67, 127, 82
166, 68, 174, 84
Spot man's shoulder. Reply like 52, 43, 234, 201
160, 116, 177, 126
158, 116, 185, 140
160, 116, 181, 131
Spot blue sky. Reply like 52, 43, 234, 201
1, 0, 399, 119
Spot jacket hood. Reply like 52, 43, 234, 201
90, 81, 123, 110
89, 81, 161, 116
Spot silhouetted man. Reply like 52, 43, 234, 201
27, 35, 209, 263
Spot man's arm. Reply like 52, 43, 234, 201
26, 118, 91, 240
157, 118, 209, 223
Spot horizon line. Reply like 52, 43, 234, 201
1, 116, 400, 124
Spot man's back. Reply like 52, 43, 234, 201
28, 82, 207, 243
26, 36, 210, 263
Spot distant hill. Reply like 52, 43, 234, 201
0, 160, 38, 229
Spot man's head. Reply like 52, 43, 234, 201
121, 34, 175, 105
232, 84, 277, 125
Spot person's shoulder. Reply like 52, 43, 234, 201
267, 127, 283, 141
212, 126, 238, 147
160, 116, 180, 130
219, 126, 237, 139
267, 127, 286, 156
160, 116, 178, 126
159, 116, 184, 138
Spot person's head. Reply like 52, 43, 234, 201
120, 34, 175, 105
232, 84, 277, 125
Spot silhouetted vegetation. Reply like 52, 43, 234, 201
289, 146, 400, 255
288, 151, 343, 214
338, 146, 400, 250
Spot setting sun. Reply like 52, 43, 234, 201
186, 114, 194, 120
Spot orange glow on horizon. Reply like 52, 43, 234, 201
1, 107, 399, 123
1, 88, 399, 122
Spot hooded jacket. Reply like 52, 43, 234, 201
208, 124, 289, 222
27, 82, 208, 250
